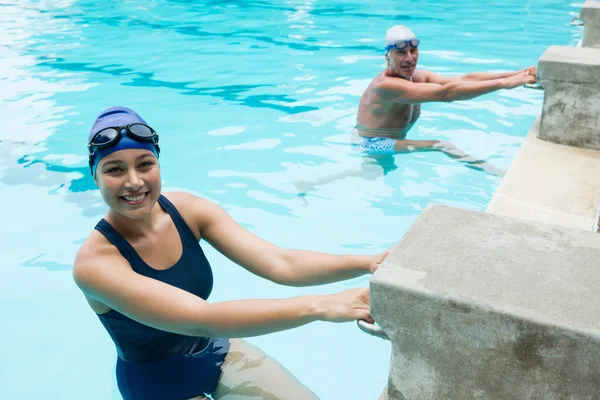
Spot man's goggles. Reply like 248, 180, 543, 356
386, 38, 420, 52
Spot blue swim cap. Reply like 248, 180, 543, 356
88, 106, 159, 176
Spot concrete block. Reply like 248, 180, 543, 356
372, 204, 600, 400
581, 1, 600, 48
486, 118, 600, 233
537, 45, 600, 150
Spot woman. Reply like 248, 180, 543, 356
73, 106, 389, 400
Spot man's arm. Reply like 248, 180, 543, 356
376, 72, 535, 104
462, 67, 535, 81
423, 66, 537, 84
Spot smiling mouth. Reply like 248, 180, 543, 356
120, 192, 148, 205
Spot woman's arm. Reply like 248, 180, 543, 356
180, 193, 384, 286
73, 247, 373, 338
276, 251, 379, 286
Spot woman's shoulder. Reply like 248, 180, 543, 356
161, 190, 209, 202
160, 191, 222, 234
72, 230, 129, 291
73, 229, 125, 268
161, 191, 219, 217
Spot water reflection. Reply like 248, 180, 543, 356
0, 140, 105, 217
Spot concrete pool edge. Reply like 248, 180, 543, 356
487, 2, 600, 232
486, 115, 600, 232
372, 204, 600, 400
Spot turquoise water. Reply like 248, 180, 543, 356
0, 0, 583, 399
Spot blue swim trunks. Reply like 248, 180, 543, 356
353, 136, 398, 155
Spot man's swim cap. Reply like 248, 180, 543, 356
88, 106, 159, 176
384, 25, 417, 51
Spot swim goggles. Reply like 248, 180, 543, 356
385, 38, 420, 52
87, 123, 160, 156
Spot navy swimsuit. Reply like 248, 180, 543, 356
95, 194, 230, 400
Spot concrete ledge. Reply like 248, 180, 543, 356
372, 205, 600, 400
581, 1, 600, 48
539, 45, 600, 83
537, 46, 600, 150
486, 117, 600, 232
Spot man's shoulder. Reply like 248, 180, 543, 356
374, 73, 424, 94
412, 70, 431, 83
376, 71, 430, 86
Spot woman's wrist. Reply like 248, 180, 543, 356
308, 295, 328, 321
347, 254, 378, 274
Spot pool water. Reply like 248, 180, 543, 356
0, 0, 583, 399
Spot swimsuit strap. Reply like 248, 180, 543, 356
94, 219, 146, 269
156, 194, 200, 247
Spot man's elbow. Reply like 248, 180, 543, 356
437, 86, 454, 102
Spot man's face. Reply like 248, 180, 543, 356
387, 45, 419, 79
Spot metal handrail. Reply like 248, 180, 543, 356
357, 320, 389, 340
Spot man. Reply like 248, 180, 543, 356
293, 25, 537, 196
354, 25, 537, 157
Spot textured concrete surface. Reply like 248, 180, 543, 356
371, 205, 600, 400
581, 1, 600, 47
537, 45, 600, 150
596, 187, 600, 232
487, 117, 600, 232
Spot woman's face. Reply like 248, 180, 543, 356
94, 149, 161, 219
